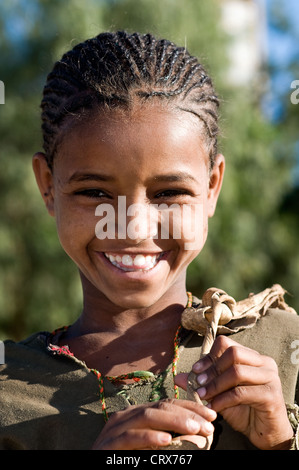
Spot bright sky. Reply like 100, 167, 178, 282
263, 0, 299, 121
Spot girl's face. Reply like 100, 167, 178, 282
33, 104, 224, 309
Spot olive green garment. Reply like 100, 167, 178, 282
0, 308, 298, 450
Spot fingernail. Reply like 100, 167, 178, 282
197, 373, 208, 385
203, 421, 214, 434
159, 433, 172, 444
186, 418, 200, 434
197, 387, 206, 398
193, 361, 204, 373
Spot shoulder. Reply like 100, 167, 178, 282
1, 332, 49, 373
2, 332, 54, 375
0, 331, 94, 400
1, 330, 89, 378
3, 331, 49, 356
234, 307, 299, 356
0, 332, 101, 450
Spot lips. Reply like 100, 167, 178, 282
103, 252, 164, 271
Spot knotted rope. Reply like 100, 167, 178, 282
170, 284, 296, 450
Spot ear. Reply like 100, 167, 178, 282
207, 153, 225, 218
32, 152, 55, 216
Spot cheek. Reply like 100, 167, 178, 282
167, 202, 208, 253
54, 199, 96, 257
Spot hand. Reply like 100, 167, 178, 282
175, 335, 294, 450
92, 399, 217, 450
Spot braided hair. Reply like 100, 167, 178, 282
41, 31, 220, 170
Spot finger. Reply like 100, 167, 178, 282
195, 363, 278, 402
140, 400, 216, 436
100, 406, 215, 450
208, 381, 282, 414
174, 372, 188, 391
172, 434, 212, 450
109, 399, 216, 436
149, 398, 217, 422
196, 348, 273, 390
193, 335, 266, 376
170, 399, 218, 422
97, 428, 173, 450
105, 399, 216, 431
96, 399, 217, 450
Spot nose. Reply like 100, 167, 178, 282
118, 197, 159, 244
95, 195, 159, 244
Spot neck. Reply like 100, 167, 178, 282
61, 273, 190, 375
77, 271, 189, 333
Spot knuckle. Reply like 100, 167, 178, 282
215, 335, 229, 349
119, 429, 132, 441
206, 377, 218, 396
142, 406, 156, 422
107, 409, 124, 425
267, 375, 283, 397
230, 385, 246, 403
149, 399, 177, 415
164, 398, 177, 406
227, 345, 242, 363
211, 361, 221, 378
262, 382, 282, 410
230, 363, 244, 382
155, 399, 175, 410
266, 356, 279, 373
263, 382, 275, 397
187, 411, 198, 422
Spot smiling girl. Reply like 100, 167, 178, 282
1, 31, 298, 451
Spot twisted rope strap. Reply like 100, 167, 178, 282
173, 284, 296, 450
182, 290, 235, 449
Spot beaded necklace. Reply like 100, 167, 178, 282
50, 292, 193, 423
90, 292, 193, 422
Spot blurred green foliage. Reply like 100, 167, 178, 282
0, 0, 298, 340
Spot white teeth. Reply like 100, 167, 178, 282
104, 252, 162, 271
146, 255, 156, 264
122, 255, 133, 266
133, 254, 145, 266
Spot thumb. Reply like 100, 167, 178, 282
174, 372, 189, 390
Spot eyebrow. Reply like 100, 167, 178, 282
153, 172, 198, 184
67, 171, 197, 185
67, 172, 116, 184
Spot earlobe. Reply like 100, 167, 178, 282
207, 153, 225, 217
32, 152, 55, 216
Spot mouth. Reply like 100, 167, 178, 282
103, 252, 166, 272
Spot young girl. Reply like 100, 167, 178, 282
1, 31, 298, 451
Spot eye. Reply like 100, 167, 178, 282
155, 189, 193, 199
74, 189, 111, 199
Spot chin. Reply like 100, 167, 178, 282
105, 286, 165, 310
112, 293, 157, 309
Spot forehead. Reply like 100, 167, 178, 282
55, 103, 209, 174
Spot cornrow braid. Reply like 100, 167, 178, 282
41, 31, 220, 170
